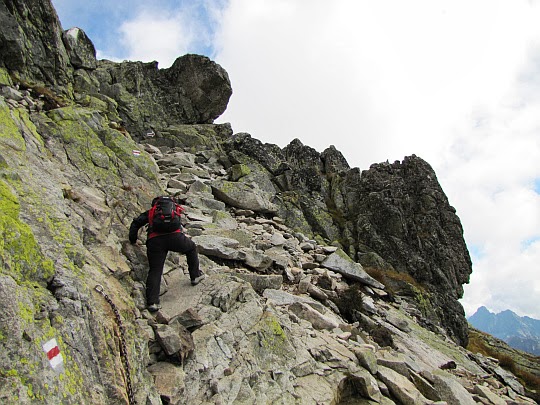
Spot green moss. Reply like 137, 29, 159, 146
1, 369, 19, 377
15, 108, 45, 147
46, 106, 158, 182
212, 210, 231, 222
100, 127, 158, 181
18, 301, 35, 325
0, 181, 55, 283
230, 163, 251, 180
165, 124, 222, 150
335, 248, 352, 261
256, 311, 288, 356
27, 383, 35, 399
0, 68, 12, 85
0, 101, 26, 151
216, 180, 237, 194
276, 193, 314, 238
77, 95, 109, 111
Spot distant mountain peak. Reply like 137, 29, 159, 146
468, 307, 540, 355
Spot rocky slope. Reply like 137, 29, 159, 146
0, 0, 538, 403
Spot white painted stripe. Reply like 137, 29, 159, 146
50, 354, 64, 368
42, 338, 58, 353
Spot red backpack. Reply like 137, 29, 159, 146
148, 196, 184, 233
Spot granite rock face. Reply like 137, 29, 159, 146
1, 1, 533, 404
0, 0, 72, 88
350, 156, 473, 345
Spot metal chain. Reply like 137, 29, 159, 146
95, 285, 136, 405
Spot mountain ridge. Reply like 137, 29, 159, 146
469, 306, 540, 355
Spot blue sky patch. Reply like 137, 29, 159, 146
468, 244, 484, 261
52, 0, 221, 60
534, 178, 540, 194
522, 236, 539, 250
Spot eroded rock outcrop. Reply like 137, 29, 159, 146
349, 157, 473, 345
0, 0, 72, 88
92, 54, 232, 137
223, 134, 473, 345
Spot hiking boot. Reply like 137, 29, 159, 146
147, 303, 162, 312
191, 273, 207, 286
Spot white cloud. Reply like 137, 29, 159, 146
118, 0, 219, 68
212, 0, 540, 318
118, 12, 193, 67
215, 1, 537, 162
462, 239, 540, 318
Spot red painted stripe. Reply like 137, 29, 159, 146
47, 346, 60, 360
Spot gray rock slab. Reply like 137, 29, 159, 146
289, 302, 338, 330
232, 273, 283, 293
211, 179, 277, 213
264, 246, 290, 269
188, 180, 212, 194
192, 235, 245, 260
377, 365, 432, 405
157, 151, 196, 168
321, 249, 385, 289
187, 195, 226, 211
240, 248, 273, 270
154, 324, 194, 357
349, 368, 382, 402
170, 308, 203, 331
432, 370, 476, 405
492, 366, 525, 395
147, 362, 186, 404
473, 384, 507, 405
352, 346, 378, 375
212, 210, 238, 229
262, 289, 326, 314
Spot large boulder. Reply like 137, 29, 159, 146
211, 179, 278, 214
62, 27, 97, 70
167, 54, 231, 124
92, 54, 232, 137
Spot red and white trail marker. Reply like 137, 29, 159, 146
42, 338, 64, 372
132, 150, 141, 156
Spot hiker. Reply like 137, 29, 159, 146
129, 196, 206, 312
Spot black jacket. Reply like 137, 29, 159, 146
129, 211, 149, 244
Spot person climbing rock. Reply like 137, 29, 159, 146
129, 196, 206, 312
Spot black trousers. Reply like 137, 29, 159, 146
145, 233, 200, 305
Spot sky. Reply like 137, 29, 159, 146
51, 0, 540, 320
